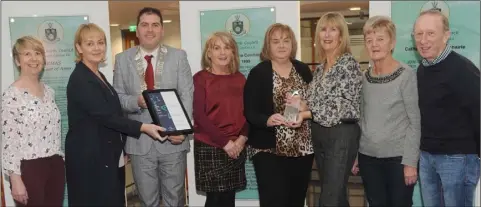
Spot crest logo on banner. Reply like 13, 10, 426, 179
225, 13, 250, 37
421, 1, 450, 18
37, 20, 63, 44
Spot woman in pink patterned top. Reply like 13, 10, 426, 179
1, 36, 65, 206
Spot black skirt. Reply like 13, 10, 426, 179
194, 140, 247, 192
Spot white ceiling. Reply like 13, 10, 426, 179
108, 1, 369, 28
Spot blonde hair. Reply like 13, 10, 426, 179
417, 9, 450, 32
201, 32, 240, 74
12, 36, 46, 71
363, 16, 396, 40
259, 23, 297, 61
363, 16, 397, 53
74, 23, 107, 63
315, 12, 352, 63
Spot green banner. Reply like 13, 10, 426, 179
392, 1, 480, 70
9, 15, 89, 206
392, 1, 480, 206
200, 6, 276, 200
200, 6, 276, 77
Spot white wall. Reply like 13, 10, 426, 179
368, 2, 480, 207
1, 1, 112, 206
162, 16, 182, 49
179, 1, 300, 206
110, 26, 123, 63
369, 1, 391, 17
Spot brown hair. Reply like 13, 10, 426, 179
259, 23, 297, 61
74, 23, 107, 63
201, 32, 240, 74
12, 36, 46, 71
137, 7, 163, 26
314, 12, 351, 63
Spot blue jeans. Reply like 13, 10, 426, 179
419, 151, 480, 207
464, 154, 480, 207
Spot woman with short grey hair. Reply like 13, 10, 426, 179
351, 15, 421, 207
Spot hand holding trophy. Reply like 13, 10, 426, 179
284, 90, 301, 127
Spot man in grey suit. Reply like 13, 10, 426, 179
112, 7, 193, 207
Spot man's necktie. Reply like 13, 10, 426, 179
144, 55, 154, 90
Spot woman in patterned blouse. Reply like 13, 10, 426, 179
291, 12, 363, 206
244, 23, 314, 207
1, 36, 65, 206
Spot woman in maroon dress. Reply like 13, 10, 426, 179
193, 31, 248, 207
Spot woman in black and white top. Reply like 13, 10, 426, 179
2, 36, 65, 206
290, 12, 363, 206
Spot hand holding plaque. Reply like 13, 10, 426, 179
138, 95, 147, 109
142, 89, 194, 137
140, 124, 166, 141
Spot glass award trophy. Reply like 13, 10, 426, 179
283, 90, 300, 123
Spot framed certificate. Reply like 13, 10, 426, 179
142, 89, 194, 136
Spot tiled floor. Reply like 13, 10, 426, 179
307, 161, 367, 207
125, 159, 367, 207
127, 195, 171, 207
126, 195, 142, 207
127, 184, 366, 207
306, 181, 367, 206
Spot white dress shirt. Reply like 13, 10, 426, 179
140, 46, 160, 76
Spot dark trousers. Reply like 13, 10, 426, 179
252, 152, 314, 207
358, 153, 414, 207
311, 122, 360, 207
118, 166, 126, 206
205, 191, 235, 207
16, 155, 65, 206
